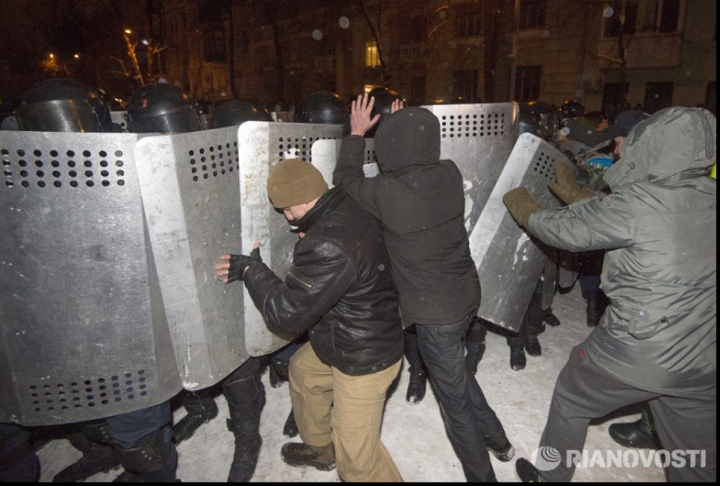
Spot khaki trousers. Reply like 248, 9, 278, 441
288, 342, 403, 482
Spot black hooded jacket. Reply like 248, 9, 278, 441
333, 107, 480, 326
243, 187, 403, 376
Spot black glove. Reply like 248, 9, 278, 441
226, 247, 262, 283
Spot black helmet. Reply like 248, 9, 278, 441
125, 83, 202, 134
298, 91, 349, 125
210, 100, 265, 129
366, 87, 405, 137
15, 78, 113, 133
528, 101, 557, 139
518, 103, 545, 138
559, 100, 585, 123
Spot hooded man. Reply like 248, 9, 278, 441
504, 107, 717, 482
215, 158, 404, 482
333, 94, 513, 482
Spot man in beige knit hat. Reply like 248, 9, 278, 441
215, 158, 404, 482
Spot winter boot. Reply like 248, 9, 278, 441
515, 457, 541, 482
113, 428, 178, 482
53, 424, 120, 482
223, 371, 266, 482
543, 311, 561, 328
281, 442, 336, 471
405, 368, 427, 405
525, 335, 542, 357
269, 359, 289, 388
608, 408, 661, 449
283, 409, 299, 438
586, 293, 608, 328
510, 346, 527, 371
172, 391, 219, 444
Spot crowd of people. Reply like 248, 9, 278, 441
0, 78, 716, 483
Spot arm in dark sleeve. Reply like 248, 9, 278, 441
332, 135, 383, 220
242, 239, 355, 335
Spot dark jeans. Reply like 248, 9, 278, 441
415, 318, 508, 482
538, 343, 716, 482
0, 423, 40, 482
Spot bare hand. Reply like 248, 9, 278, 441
214, 243, 260, 284
390, 98, 404, 114
350, 93, 381, 137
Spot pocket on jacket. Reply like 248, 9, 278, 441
619, 302, 685, 340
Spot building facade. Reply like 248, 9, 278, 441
159, 0, 716, 115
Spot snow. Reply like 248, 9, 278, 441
35, 285, 666, 482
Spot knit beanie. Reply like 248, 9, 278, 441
266, 158, 329, 208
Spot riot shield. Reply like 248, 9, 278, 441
421, 103, 518, 236
470, 133, 570, 331
238, 121, 344, 355
133, 127, 248, 391
0, 131, 182, 426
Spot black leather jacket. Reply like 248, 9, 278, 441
243, 188, 403, 376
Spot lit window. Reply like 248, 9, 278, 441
365, 42, 380, 68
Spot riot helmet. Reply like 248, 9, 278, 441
298, 91, 349, 125
15, 78, 114, 133
558, 100, 585, 125
125, 83, 202, 134
210, 99, 265, 129
518, 103, 545, 138
367, 87, 405, 137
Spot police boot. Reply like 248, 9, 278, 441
405, 367, 427, 405
543, 311, 561, 328
173, 391, 219, 444
53, 424, 120, 482
510, 346, 527, 371
465, 342, 486, 375
525, 334, 542, 357
223, 372, 266, 482
283, 408, 299, 438
608, 409, 661, 449
113, 429, 178, 482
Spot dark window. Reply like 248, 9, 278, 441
453, 70, 479, 102
659, 0, 681, 33
519, 0, 547, 30
705, 82, 716, 115
204, 30, 226, 62
411, 77, 426, 106
644, 82, 674, 113
456, 2, 483, 37
605, 0, 638, 37
514, 66, 542, 102
602, 83, 630, 117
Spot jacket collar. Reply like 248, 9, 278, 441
292, 187, 347, 232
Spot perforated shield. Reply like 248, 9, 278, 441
470, 134, 570, 331
238, 122, 344, 355
133, 127, 248, 390
0, 131, 182, 426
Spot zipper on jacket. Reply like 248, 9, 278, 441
287, 271, 313, 289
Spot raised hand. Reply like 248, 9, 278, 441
350, 93, 381, 137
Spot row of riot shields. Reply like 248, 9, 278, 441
0, 103, 573, 427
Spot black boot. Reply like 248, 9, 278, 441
465, 346, 485, 375
608, 409, 661, 449
173, 391, 219, 444
510, 347, 526, 371
543, 311, 561, 328
53, 424, 120, 482
525, 335, 542, 357
515, 457, 541, 482
406, 368, 427, 405
269, 360, 289, 389
223, 370, 266, 482
586, 293, 608, 328
113, 428, 178, 482
283, 409, 299, 438
281, 442, 336, 471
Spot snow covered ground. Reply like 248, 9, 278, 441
36, 285, 666, 482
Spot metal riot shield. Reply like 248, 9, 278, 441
238, 121, 344, 355
133, 127, 248, 391
421, 103, 518, 237
470, 134, 570, 331
0, 131, 182, 426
